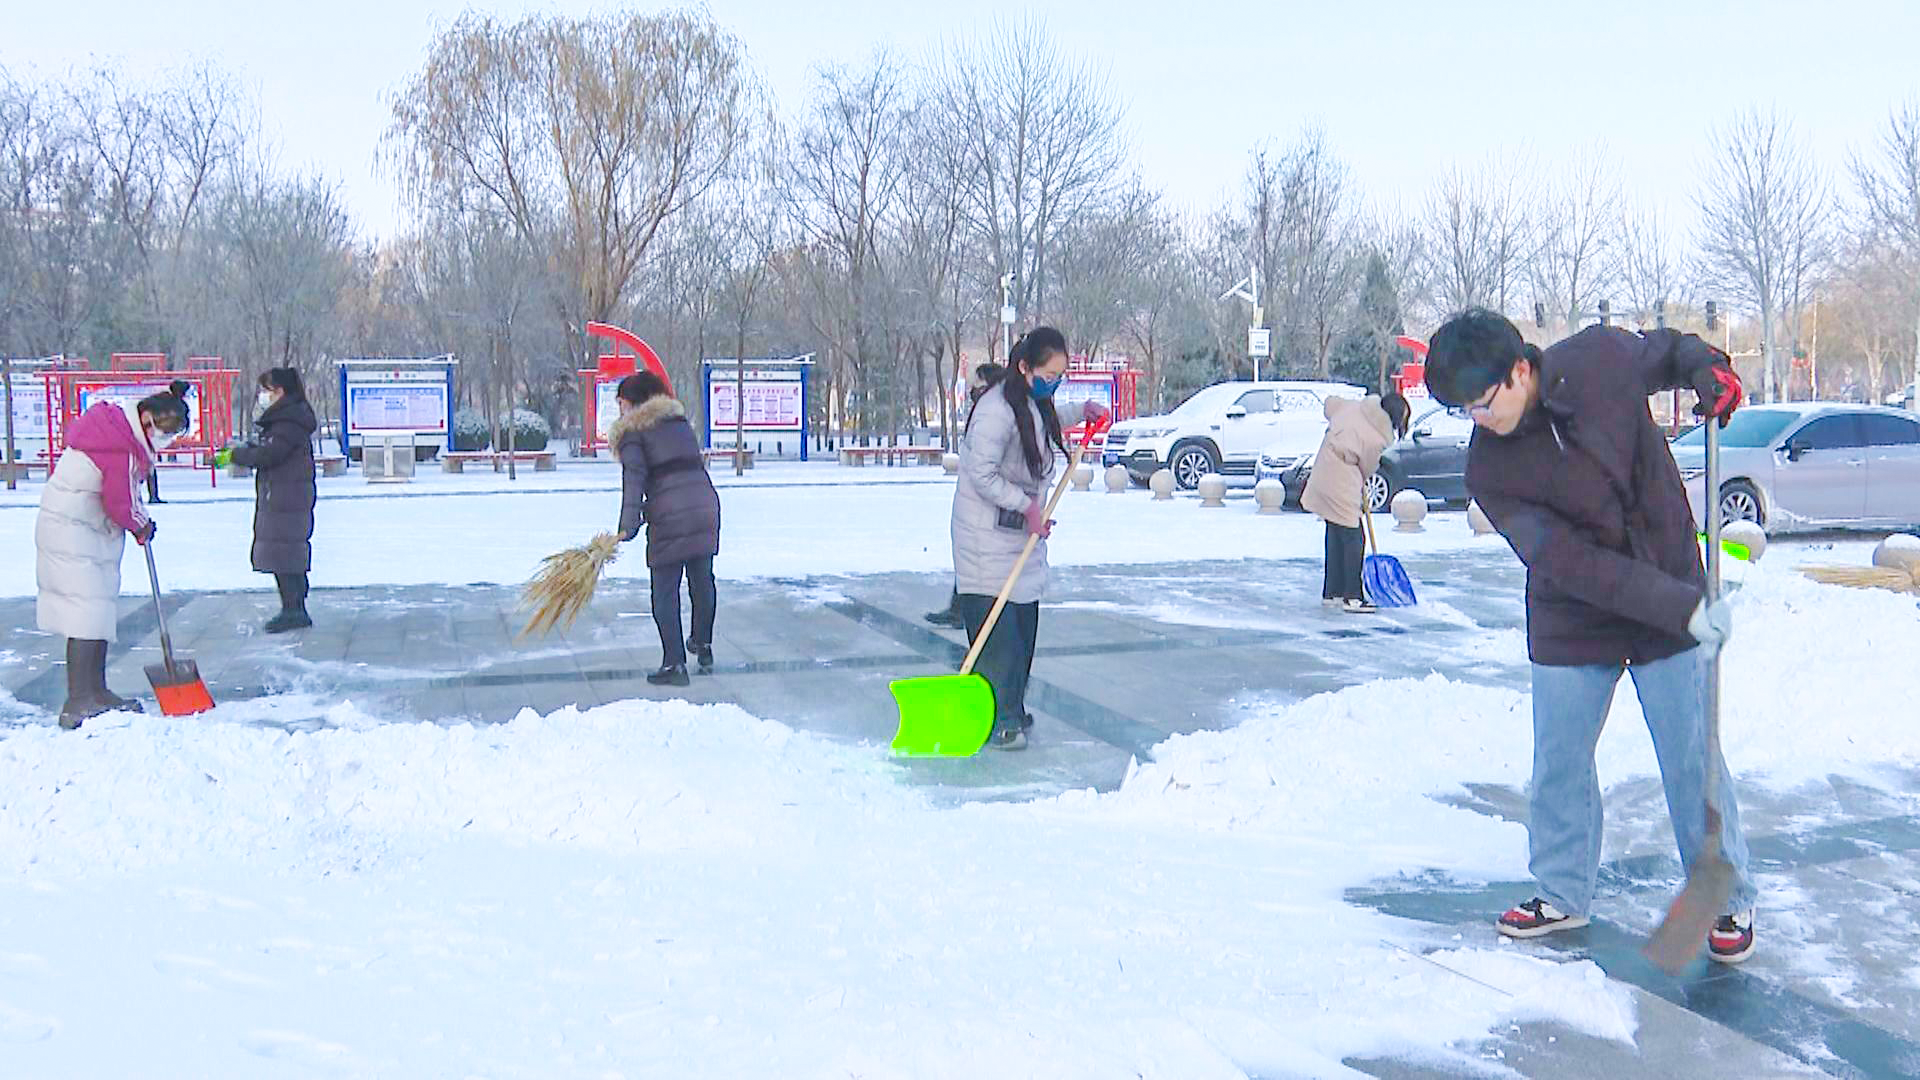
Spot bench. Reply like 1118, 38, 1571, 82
316, 454, 348, 478
441, 450, 558, 474
837, 446, 947, 467
701, 448, 755, 470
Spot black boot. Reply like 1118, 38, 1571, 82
647, 664, 691, 687
263, 610, 313, 634
924, 591, 964, 629
265, 573, 313, 634
686, 637, 714, 674
58, 638, 142, 730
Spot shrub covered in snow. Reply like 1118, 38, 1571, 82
507, 408, 551, 451
451, 409, 492, 452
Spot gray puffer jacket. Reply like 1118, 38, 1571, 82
612, 397, 721, 569
951, 389, 1058, 604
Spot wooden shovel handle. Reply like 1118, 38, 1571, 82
958, 429, 1097, 677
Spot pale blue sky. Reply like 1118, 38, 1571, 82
7, 0, 1918, 241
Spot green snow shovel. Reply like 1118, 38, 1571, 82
890, 424, 1100, 756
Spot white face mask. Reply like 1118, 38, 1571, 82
147, 425, 177, 451
257, 390, 276, 411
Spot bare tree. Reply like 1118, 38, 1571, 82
785, 51, 913, 441
1616, 202, 1681, 326
1529, 148, 1619, 331
930, 20, 1126, 326
1696, 108, 1831, 401
1851, 102, 1920, 388
386, 10, 753, 341
1424, 156, 1534, 316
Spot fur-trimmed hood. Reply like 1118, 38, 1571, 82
608, 396, 687, 446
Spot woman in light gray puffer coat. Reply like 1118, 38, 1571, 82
951, 327, 1103, 751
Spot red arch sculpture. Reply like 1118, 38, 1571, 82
585, 322, 672, 396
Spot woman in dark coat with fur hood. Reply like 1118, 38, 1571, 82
610, 372, 721, 686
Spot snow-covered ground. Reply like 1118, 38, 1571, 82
4, 467, 1919, 1075
3, 543, 1918, 1074
0, 474, 1500, 598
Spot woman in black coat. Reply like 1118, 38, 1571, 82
220, 367, 318, 633
609, 372, 721, 686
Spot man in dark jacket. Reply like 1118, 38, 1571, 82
1425, 308, 1758, 964
219, 368, 319, 633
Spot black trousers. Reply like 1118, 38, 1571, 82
274, 572, 309, 613
651, 556, 717, 666
956, 593, 1040, 733
146, 470, 161, 502
1324, 522, 1366, 602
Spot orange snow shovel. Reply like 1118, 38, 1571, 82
890, 421, 1105, 756
1644, 416, 1735, 974
141, 541, 215, 716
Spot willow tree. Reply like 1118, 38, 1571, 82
385, 10, 752, 342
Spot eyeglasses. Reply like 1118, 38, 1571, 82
1464, 382, 1504, 420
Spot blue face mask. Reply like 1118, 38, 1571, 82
1030, 373, 1062, 399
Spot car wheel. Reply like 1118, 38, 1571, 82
1365, 471, 1395, 514
1717, 480, 1764, 528
1169, 442, 1218, 490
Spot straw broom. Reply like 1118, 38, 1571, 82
519, 532, 622, 639
1798, 564, 1919, 594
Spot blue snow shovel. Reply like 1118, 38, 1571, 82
1360, 507, 1417, 608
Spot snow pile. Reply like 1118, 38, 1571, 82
1, 697, 1627, 1077
1074, 674, 1531, 883
1595, 564, 1920, 788
0, 700, 915, 876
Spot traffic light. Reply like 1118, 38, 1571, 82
1533, 302, 1546, 328
1654, 299, 1666, 330
1598, 298, 1611, 326
1705, 300, 1720, 331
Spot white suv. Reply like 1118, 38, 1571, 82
1103, 380, 1366, 489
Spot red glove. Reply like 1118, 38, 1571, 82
1079, 400, 1112, 431
1692, 362, 1743, 426
1023, 496, 1053, 538
133, 521, 156, 546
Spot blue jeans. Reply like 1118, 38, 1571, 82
1528, 648, 1758, 916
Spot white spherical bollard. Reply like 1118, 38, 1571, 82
1197, 473, 1227, 508
1391, 489, 1428, 533
1873, 532, 1920, 575
1253, 478, 1286, 516
1070, 463, 1094, 491
941, 452, 960, 475
1105, 464, 1130, 494
1149, 469, 1175, 500
1467, 499, 1496, 536
1721, 520, 1767, 563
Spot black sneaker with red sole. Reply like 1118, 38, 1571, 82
1708, 911, 1756, 964
1495, 897, 1591, 939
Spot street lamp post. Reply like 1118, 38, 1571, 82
1218, 263, 1265, 381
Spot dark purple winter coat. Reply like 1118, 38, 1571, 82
1466, 325, 1729, 668
612, 397, 721, 569
230, 396, 318, 574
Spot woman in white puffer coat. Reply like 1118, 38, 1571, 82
36, 381, 191, 728
949, 327, 1105, 751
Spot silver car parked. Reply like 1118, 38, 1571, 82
1675, 403, 1920, 532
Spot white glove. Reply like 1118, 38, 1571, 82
1687, 598, 1733, 651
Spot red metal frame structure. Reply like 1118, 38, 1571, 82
1061, 353, 1142, 450
45, 362, 240, 488
577, 322, 673, 457
1391, 335, 1429, 400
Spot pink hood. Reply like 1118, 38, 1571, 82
63, 401, 154, 533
